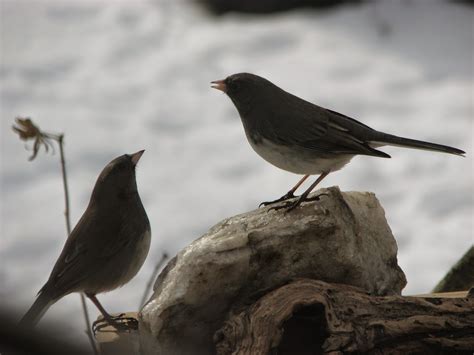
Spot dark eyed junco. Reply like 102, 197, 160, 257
20, 150, 151, 329
211, 73, 465, 211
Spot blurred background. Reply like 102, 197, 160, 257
1, 0, 473, 349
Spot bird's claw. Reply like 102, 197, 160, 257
269, 200, 300, 212
304, 193, 328, 202
92, 314, 139, 335
269, 193, 327, 212
259, 192, 296, 207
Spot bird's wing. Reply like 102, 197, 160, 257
42, 207, 124, 295
258, 98, 390, 158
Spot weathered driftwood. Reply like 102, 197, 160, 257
215, 279, 474, 354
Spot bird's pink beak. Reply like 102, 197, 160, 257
130, 150, 145, 166
211, 80, 227, 93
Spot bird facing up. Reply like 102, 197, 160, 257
211, 73, 465, 211
20, 150, 151, 328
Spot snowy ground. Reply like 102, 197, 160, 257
1, 0, 472, 348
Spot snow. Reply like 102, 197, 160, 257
1, 0, 472, 347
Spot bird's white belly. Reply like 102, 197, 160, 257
248, 137, 353, 175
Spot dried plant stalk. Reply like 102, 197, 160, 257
13, 117, 98, 355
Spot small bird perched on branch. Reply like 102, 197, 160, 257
20, 150, 151, 330
212, 73, 465, 211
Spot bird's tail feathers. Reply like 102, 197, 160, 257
19, 290, 54, 327
371, 133, 465, 156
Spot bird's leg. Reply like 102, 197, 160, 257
87, 294, 138, 334
270, 172, 330, 212
259, 175, 310, 207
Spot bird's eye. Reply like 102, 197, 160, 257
115, 161, 128, 171
230, 79, 241, 91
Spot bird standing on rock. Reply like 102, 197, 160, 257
20, 150, 151, 331
211, 73, 465, 211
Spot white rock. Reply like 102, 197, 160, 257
140, 187, 406, 355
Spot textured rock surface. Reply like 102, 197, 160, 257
139, 186, 406, 355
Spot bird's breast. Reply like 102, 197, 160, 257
84, 228, 151, 294
246, 135, 353, 175
120, 228, 151, 284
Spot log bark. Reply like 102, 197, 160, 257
215, 279, 474, 354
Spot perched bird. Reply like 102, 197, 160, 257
20, 150, 151, 329
211, 73, 465, 211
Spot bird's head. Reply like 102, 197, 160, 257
211, 73, 275, 115
92, 150, 144, 202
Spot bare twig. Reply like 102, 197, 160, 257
58, 135, 72, 234
140, 253, 169, 308
56, 134, 98, 355
13, 118, 98, 355
79, 295, 96, 354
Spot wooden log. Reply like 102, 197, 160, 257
214, 279, 474, 354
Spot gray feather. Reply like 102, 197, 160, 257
19, 290, 54, 327
253, 92, 390, 158
372, 133, 465, 156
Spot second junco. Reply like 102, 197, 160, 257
212, 73, 465, 211
20, 150, 151, 329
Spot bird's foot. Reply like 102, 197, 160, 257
259, 192, 296, 207
92, 313, 139, 334
269, 193, 327, 212
304, 193, 327, 202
